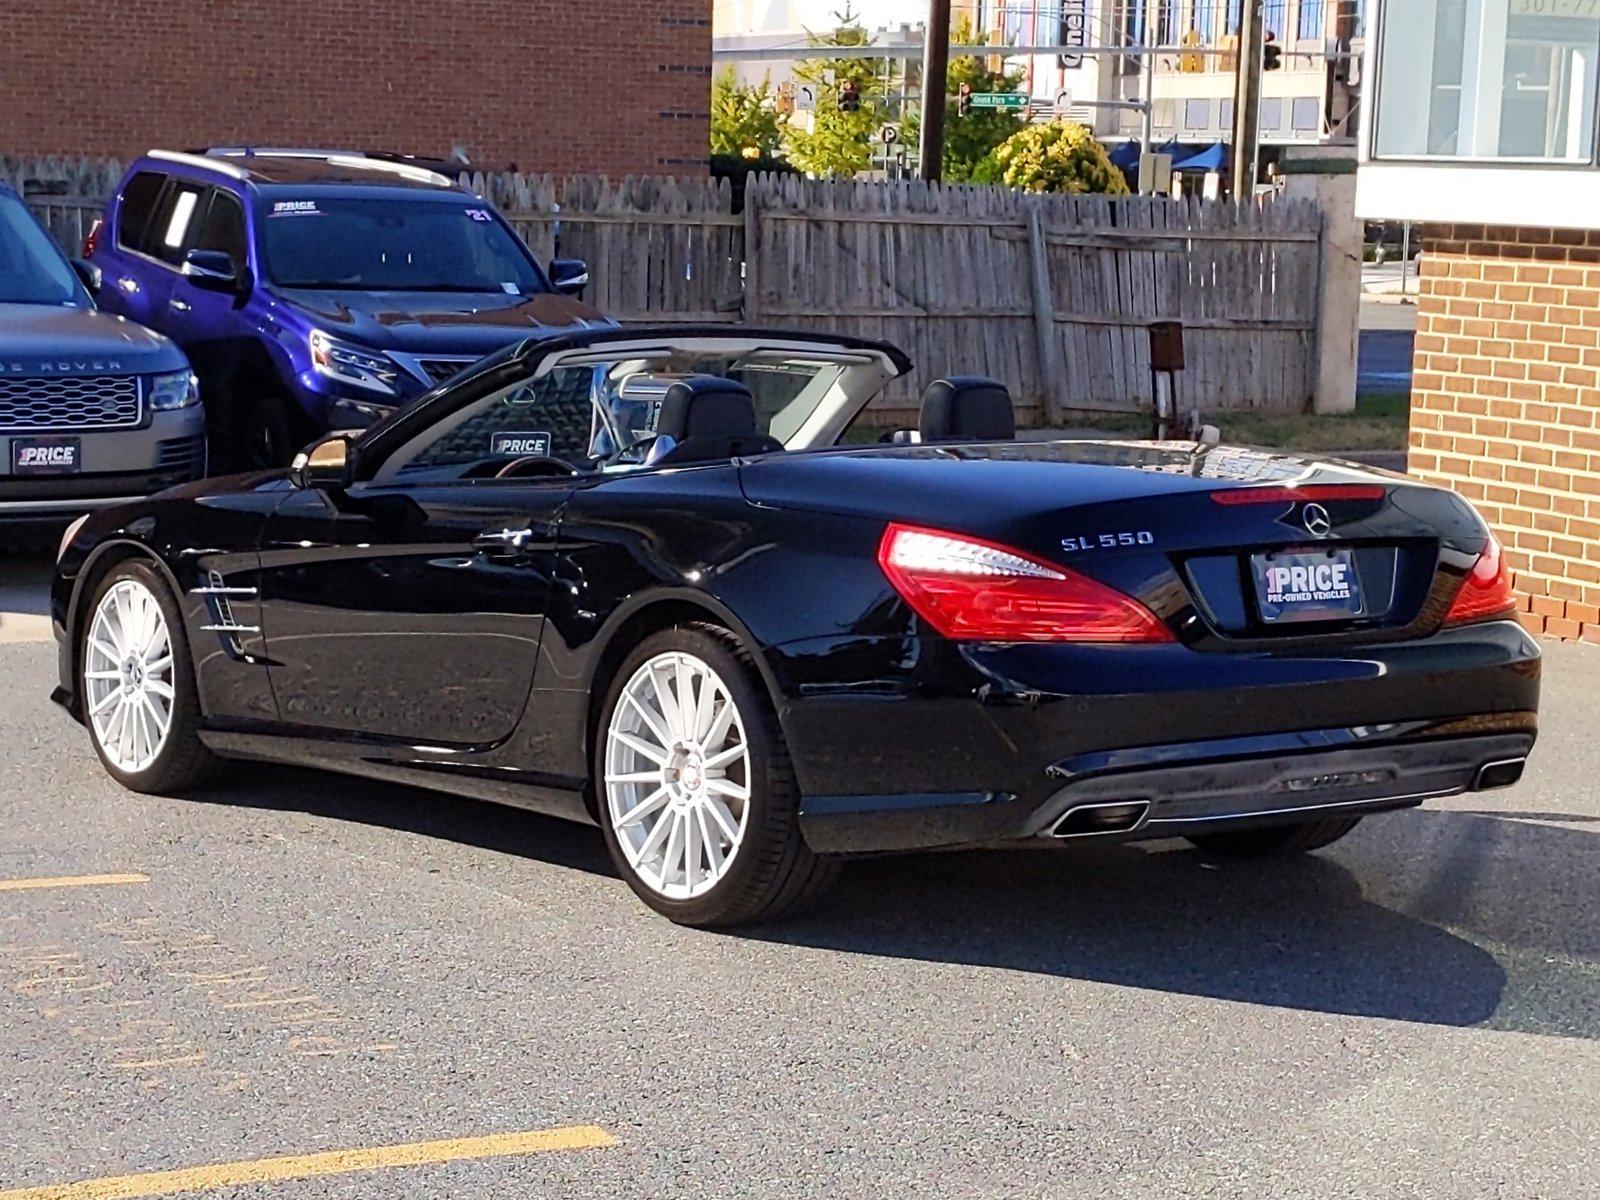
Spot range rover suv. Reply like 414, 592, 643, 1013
86, 149, 608, 469
0, 183, 203, 542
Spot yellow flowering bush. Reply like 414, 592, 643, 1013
971, 122, 1130, 195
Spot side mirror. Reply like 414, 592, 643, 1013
290, 434, 356, 491
70, 258, 102, 295
182, 248, 246, 294
549, 258, 589, 297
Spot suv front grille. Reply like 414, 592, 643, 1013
415, 358, 477, 387
0, 375, 143, 432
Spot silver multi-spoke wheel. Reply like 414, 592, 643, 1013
83, 578, 175, 774
604, 650, 751, 900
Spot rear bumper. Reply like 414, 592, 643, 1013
799, 723, 1535, 853
779, 618, 1541, 854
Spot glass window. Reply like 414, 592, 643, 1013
143, 182, 206, 266
0, 193, 86, 306
114, 171, 166, 255
1298, 0, 1326, 40
195, 190, 248, 267
376, 351, 848, 484
259, 196, 544, 293
393, 367, 601, 479
1374, 0, 1600, 162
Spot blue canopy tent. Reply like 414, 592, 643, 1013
1108, 140, 1143, 171
1171, 142, 1230, 173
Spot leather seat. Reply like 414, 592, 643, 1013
646, 376, 783, 466
918, 377, 1016, 443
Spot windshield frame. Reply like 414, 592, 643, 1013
253, 189, 551, 295
0, 192, 92, 308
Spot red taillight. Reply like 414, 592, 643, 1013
81, 217, 103, 259
1211, 484, 1386, 505
1444, 532, 1517, 625
877, 523, 1173, 644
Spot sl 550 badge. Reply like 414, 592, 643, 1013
1061, 530, 1155, 553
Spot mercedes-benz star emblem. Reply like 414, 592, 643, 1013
1302, 503, 1333, 538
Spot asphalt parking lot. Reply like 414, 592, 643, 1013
0, 551, 1596, 1199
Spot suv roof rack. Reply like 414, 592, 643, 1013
203, 147, 455, 187
147, 148, 251, 180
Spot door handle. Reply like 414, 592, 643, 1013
168, 298, 191, 312
472, 526, 535, 558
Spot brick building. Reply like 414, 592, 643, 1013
1358, 0, 1600, 644
0, 0, 712, 175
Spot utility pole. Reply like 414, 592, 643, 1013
1230, 0, 1265, 198
919, 0, 952, 183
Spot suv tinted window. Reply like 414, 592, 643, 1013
115, 171, 166, 254
144, 181, 206, 267
195, 189, 248, 267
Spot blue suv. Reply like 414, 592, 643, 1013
87, 150, 609, 468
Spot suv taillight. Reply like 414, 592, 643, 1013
82, 217, 103, 259
877, 523, 1173, 644
1444, 532, 1517, 625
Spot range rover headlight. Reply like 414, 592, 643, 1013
310, 330, 399, 395
147, 369, 199, 411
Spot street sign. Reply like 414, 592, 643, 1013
795, 85, 815, 112
879, 124, 900, 145
1053, 89, 1073, 115
970, 93, 1027, 110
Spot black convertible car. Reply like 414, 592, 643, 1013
52, 326, 1539, 926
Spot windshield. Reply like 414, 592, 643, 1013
259, 196, 546, 293
0, 195, 88, 306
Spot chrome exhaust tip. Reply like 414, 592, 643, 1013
1049, 800, 1152, 839
1474, 758, 1527, 791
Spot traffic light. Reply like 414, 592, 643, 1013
838, 79, 860, 113
957, 82, 972, 117
1263, 31, 1282, 70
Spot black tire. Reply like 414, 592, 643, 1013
594, 623, 838, 927
1186, 816, 1363, 858
227, 389, 297, 472
80, 560, 225, 794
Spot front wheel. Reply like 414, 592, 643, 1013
225, 390, 297, 472
1186, 816, 1363, 858
80, 561, 223, 793
595, 625, 837, 927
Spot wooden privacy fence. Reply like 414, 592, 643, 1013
475, 172, 1324, 425
17, 155, 1324, 425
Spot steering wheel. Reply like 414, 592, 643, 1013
492, 455, 581, 480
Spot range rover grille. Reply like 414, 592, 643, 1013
0, 375, 143, 432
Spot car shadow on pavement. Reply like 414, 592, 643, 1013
192, 764, 618, 878
191, 769, 1598, 1039
760, 809, 1600, 1040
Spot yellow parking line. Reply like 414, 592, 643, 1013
0, 1125, 618, 1200
0, 873, 149, 894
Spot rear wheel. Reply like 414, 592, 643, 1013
1186, 816, 1363, 858
595, 625, 837, 927
80, 561, 223, 793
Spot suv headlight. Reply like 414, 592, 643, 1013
147, 369, 199, 411
310, 330, 399, 395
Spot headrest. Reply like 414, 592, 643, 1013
918, 377, 1015, 442
647, 375, 781, 467
656, 375, 758, 442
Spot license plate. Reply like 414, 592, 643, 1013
1252, 548, 1364, 624
11, 436, 82, 476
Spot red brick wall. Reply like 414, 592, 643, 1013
1412, 224, 1600, 643
0, 0, 711, 175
